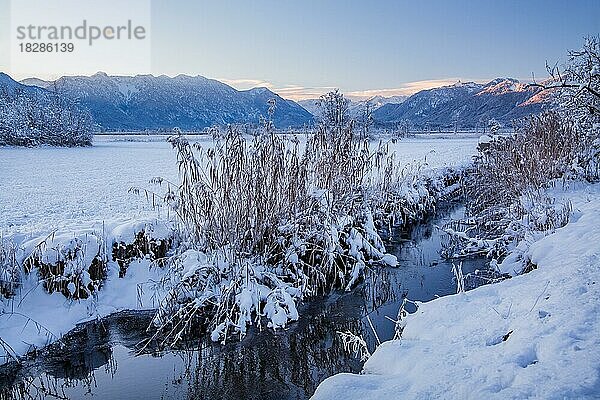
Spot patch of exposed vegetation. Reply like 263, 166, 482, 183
112, 232, 172, 277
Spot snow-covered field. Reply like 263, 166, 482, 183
313, 182, 600, 399
0, 135, 181, 236
0, 134, 479, 236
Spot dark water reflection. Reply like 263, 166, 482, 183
0, 204, 488, 400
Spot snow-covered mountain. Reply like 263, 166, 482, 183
19, 73, 314, 130
296, 99, 320, 116
4, 73, 549, 131
354, 95, 408, 109
373, 78, 549, 128
0, 73, 44, 95
19, 77, 54, 90
299, 95, 407, 119
348, 95, 407, 119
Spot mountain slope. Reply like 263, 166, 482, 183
0, 73, 44, 96
373, 78, 549, 128
21, 73, 314, 130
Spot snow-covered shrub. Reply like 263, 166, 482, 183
316, 89, 350, 129
555, 37, 600, 178
151, 126, 398, 344
337, 331, 371, 361
467, 112, 592, 218
0, 89, 94, 147
112, 231, 173, 277
3, 220, 175, 303
536, 36, 600, 132
529, 36, 600, 177
385, 297, 418, 340
367, 148, 463, 233
146, 92, 458, 346
446, 115, 583, 268
22, 233, 107, 299
470, 114, 587, 214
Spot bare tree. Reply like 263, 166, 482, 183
529, 36, 600, 126
317, 89, 350, 131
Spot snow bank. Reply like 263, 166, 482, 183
313, 183, 600, 399
0, 256, 167, 362
0, 218, 174, 362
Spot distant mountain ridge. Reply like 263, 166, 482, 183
299, 95, 407, 119
372, 78, 549, 129
4, 73, 550, 131
19, 72, 314, 130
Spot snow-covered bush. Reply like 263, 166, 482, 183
151, 128, 396, 344
146, 92, 458, 346
555, 36, 600, 177
446, 114, 589, 269
337, 330, 371, 361
316, 89, 350, 129
530, 36, 600, 176
467, 112, 592, 218
367, 148, 462, 232
8, 220, 174, 301
536, 36, 600, 130
0, 89, 94, 147
22, 232, 107, 299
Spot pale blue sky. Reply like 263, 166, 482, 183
1, 0, 599, 99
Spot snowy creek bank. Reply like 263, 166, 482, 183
312, 183, 600, 400
0, 204, 491, 400
0, 218, 176, 361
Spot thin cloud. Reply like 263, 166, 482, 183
200, 76, 545, 102
219, 79, 336, 101
218, 78, 275, 90
273, 86, 338, 101
345, 78, 490, 100
267, 79, 488, 101
220, 78, 493, 101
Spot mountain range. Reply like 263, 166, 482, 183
1, 72, 550, 131
372, 78, 549, 129
17, 72, 314, 130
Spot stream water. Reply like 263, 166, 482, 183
0, 204, 490, 400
